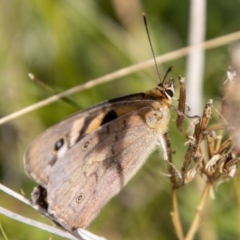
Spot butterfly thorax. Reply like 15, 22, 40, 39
145, 88, 171, 107
145, 79, 174, 107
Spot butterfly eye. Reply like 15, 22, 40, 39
53, 137, 65, 152
165, 89, 174, 99
76, 193, 84, 203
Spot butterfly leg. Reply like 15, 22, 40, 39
158, 133, 183, 185
163, 133, 183, 187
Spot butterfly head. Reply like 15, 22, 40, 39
156, 77, 175, 103
144, 78, 175, 107
161, 77, 175, 100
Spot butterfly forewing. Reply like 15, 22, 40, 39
24, 96, 155, 186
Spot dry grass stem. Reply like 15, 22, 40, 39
171, 189, 184, 240
0, 184, 106, 240
0, 31, 240, 126
185, 183, 212, 240
0, 207, 79, 240
168, 66, 240, 239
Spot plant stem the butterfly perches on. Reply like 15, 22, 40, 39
167, 68, 240, 240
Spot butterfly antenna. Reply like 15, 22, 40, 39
142, 12, 162, 83
163, 66, 173, 83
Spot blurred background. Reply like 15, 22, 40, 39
0, 0, 240, 239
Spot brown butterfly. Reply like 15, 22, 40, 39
24, 77, 175, 232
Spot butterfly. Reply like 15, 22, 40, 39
24, 76, 175, 232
